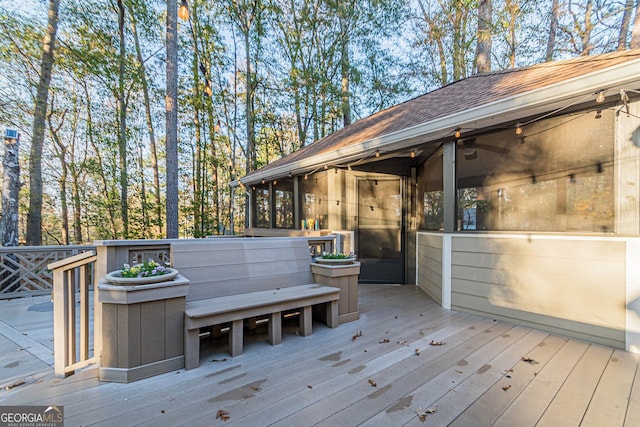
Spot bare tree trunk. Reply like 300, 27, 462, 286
131, 14, 163, 237
27, 0, 60, 246
166, 0, 179, 238
475, 0, 492, 73
245, 30, 256, 173
117, 0, 129, 238
340, 16, 351, 127
1, 132, 20, 292
632, 0, 640, 48
137, 142, 149, 237
545, 0, 559, 61
2, 133, 20, 247
618, 0, 636, 49
84, 83, 117, 238
48, 107, 69, 245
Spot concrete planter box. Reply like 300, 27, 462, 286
97, 275, 189, 383
311, 261, 360, 324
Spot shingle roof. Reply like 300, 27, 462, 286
245, 49, 640, 181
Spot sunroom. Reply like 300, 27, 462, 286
235, 49, 640, 352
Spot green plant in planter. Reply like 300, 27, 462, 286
121, 260, 170, 278
319, 252, 356, 259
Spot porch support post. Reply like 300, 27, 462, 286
441, 140, 456, 309
293, 176, 300, 231
269, 182, 275, 229
443, 140, 456, 233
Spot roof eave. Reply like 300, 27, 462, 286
232, 58, 640, 187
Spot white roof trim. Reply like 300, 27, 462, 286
233, 58, 640, 187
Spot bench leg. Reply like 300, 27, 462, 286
185, 328, 200, 370
229, 319, 243, 356
269, 312, 282, 345
326, 300, 338, 328
300, 306, 312, 336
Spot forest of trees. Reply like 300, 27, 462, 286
0, 0, 638, 245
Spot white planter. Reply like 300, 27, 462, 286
105, 267, 179, 285
313, 257, 357, 266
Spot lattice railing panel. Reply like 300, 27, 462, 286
0, 246, 95, 299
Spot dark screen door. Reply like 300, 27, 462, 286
357, 178, 403, 283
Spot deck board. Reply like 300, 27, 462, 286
581, 349, 639, 427
1, 284, 640, 427
536, 343, 613, 427
492, 339, 590, 426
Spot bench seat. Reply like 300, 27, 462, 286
171, 238, 341, 370
184, 284, 339, 369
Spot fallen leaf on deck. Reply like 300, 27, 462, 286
455, 369, 463, 374
352, 331, 363, 341
161, 409, 165, 414
521, 357, 539, 364
416, 407, 436, 422
368, 379, 377, 387
216, 409, 230, 421
502, 385, 511, 391
250, 386, 260, 391
429, 340, 445, 346
307, 385, 313, 389
211, 358, 227, 363
415, 349, 420, 356
5, 379, 26, 390
397, 340, 407, 346
378, 338, 390, 344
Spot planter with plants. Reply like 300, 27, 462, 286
98, 259, 189, 383
311, 252, 360, 323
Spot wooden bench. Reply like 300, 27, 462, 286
171, 238, 340, 370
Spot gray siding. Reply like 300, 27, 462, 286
417, 233, 443, 304
450, 235, 627, 349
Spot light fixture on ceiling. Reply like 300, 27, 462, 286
454, 128, 461, 139
375, 150, 380, 158
324, 164, 328, 170
515, 123, 523, 135
273, 180, 277, 185
595, 90, 606, 104
288, 172, 292, 178
178, 0, 189, 20
410, 149, 416, 158
304, 174, 308, 180
261, 178, 265, 185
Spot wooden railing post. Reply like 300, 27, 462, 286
48, 250, 97, 377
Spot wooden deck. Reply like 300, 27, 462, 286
1, 284, 640, 426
